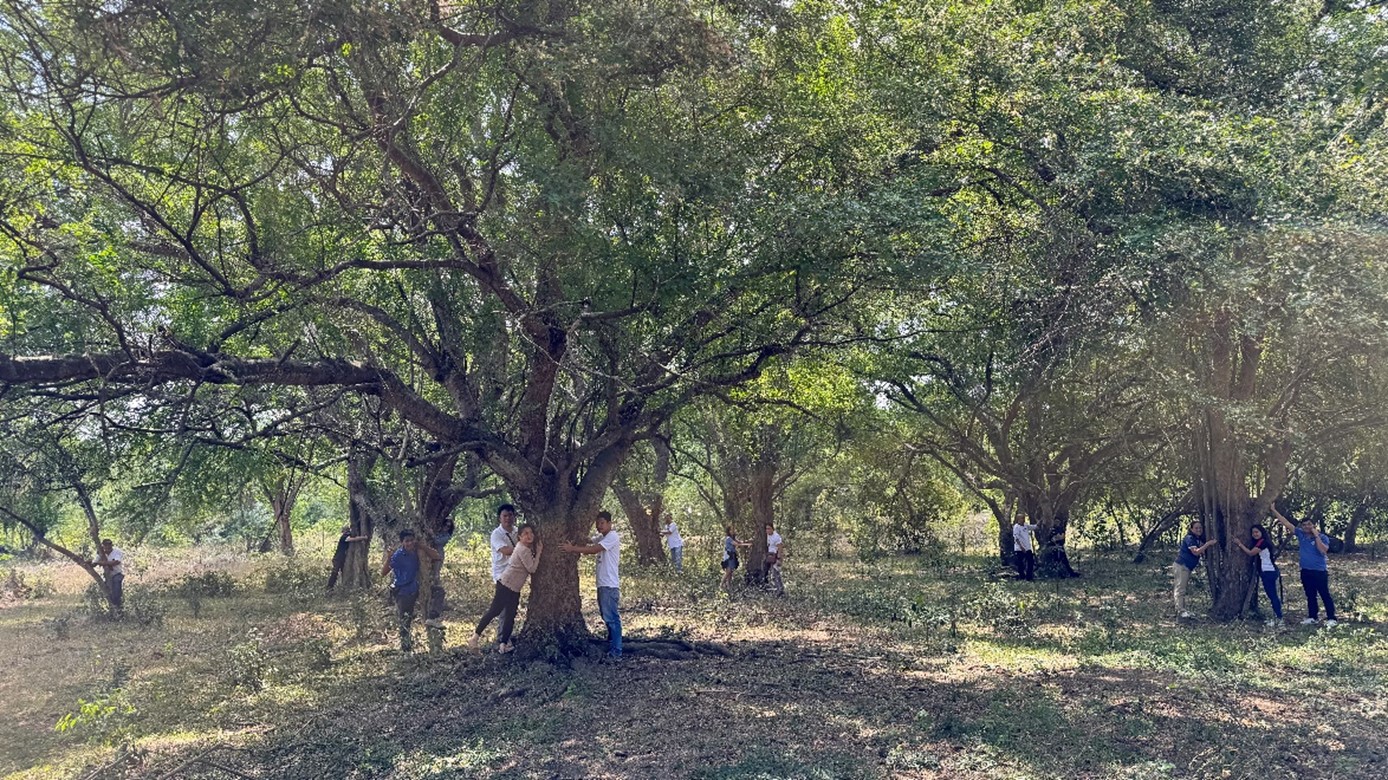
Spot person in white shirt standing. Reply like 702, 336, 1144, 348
490, 504, 518, 583
92, 539, 125, 612
661, 512, 684, 573
1012, 514, 1038, 581
562, 510, 622, 658
764, 522, 785, 596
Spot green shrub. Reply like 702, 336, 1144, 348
225, 630, 274, 690
260, 557, 320, 600
175, 570, 237, 597
54, 690, 137, 743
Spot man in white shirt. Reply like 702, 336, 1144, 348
764, 522, 785, 596
561, 510, 622, 658
1012, 514, 1038, 581
490, 504, 518, 582
661, 513, 684, 573
93, 538, 125, 611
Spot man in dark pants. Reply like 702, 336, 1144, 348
1012, 515, 1037, 581
380, 530, 440, 652
93, 539, 125, 612
1272, 507, 1338, 627
327, 525, 369, 591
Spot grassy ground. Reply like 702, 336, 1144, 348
1, 541, 1386, 780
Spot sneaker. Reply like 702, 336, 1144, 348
1324, 619, 1338, 628
497, 642, 513, 654
467, 633, 480, 653
1300, 617, 1318, 625
1179, 611, 1192, 619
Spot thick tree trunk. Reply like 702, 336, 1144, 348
743, 459, 774, 582
1035, 507, 1079, 578
1191, 318, 1290, 620
1342, 501, 1368, 553
520, 495, 608, 651
341, 452, 377, 589
611, 481, 666, 564
267, 484, 298, 556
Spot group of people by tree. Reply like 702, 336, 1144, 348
369, 503, 795, 656
1170, 507, 1338, 627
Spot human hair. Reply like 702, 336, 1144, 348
725, 525, 736, 539
765, 522, 775, 530
1187, 520, 1205, 539
1249, 524, 1268, 543
596, 510, 612, 523
100, 538, 113, 547
516, 523, 536, 541
398, 529, 416, 541
497, 503, 516, 518
341, 525, 352, 534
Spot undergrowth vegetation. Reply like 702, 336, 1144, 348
1, 543, 1385, 779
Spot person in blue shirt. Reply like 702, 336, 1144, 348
1172, 520, 1217, 618
379, 530, 441, 652
1271, 507, 1337, 627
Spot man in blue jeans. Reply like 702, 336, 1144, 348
562, 510, 622, 658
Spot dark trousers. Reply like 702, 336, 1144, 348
1015, 550, 1035, 580
475, 583, 522, 644
327, 556, 346, 590
394, 590, 418, 651
108, 573, 124, 610
1299, 569, 1336, 620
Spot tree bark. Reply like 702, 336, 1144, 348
1343, 502, 1367, 553
611, 481, 666, 564
265, 482, 299, 556
341, 451, 377, 590
743, 458, 775, 581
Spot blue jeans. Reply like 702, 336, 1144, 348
1260, 570, 1283, 619
670, 547, 683, 573
597, 586, 621, 657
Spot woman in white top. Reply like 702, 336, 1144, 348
471, 524, 541, 654
1233, 524, 1283, 626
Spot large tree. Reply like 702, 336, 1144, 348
0, 1, 910, 645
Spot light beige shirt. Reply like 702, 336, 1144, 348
498, 543, 539, 592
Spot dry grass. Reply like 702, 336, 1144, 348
1, 542, 1386, 779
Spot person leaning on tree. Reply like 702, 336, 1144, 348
471, 523, 542, 655
327, 525, 369, 591
1172, 520, 1217, 619
561, 510, 623, 659
661, 512, 684, 574
91, 539, 126, 612
1271, 506, 1338, 627
764, 522, 785, 596
380, 530, 441, 653
1012, 513, 1038, 581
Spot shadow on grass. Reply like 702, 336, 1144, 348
73, 625, 1384, 780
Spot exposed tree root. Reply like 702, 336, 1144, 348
597, 636, 733, 660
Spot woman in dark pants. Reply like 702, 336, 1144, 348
470, 524, 542, 654
1233, 524, 1283, 626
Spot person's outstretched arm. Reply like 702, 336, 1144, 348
1232, 539, 1259, 557
1270, 507, 1296, 534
